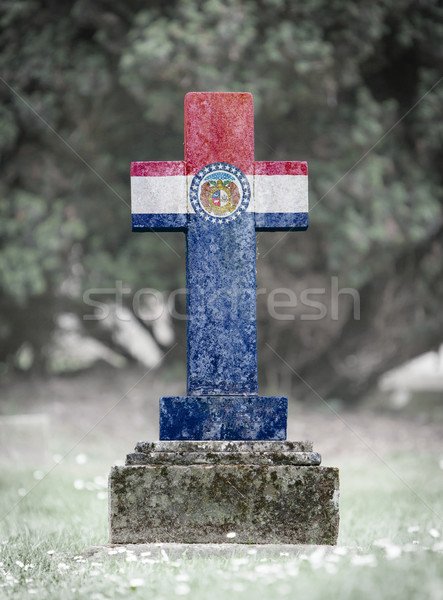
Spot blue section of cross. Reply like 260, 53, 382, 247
186, 212, 257, 396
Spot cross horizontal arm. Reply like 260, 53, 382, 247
131, 160, 308, 233
254, 161, 308, 231
131, 161, 188, 231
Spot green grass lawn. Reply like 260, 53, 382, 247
0, 453, 442, 599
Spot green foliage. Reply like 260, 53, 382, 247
0, 192, 86, 303
0, 0, 442, 393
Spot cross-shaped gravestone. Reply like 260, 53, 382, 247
109, 92, 338, 546
131, 92, 308, 441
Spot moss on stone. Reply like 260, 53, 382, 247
109, 464, 339, 545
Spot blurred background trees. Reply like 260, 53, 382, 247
1, 0, 442, 402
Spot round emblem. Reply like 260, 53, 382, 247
190, 163, 250, 223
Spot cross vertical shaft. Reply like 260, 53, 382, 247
185, 93, 257, 396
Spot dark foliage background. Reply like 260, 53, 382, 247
1, 0, 442, 401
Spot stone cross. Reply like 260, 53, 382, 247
131, 92, 308, 440
109, 92, 338, 546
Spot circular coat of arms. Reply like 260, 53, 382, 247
190, 163, 250, 222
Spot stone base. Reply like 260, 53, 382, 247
109, 441, 339, 545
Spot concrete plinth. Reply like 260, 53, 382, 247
109, 441, 339, 545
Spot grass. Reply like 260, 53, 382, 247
0, 452, 442, 599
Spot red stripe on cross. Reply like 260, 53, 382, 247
254, 161, 308, 176
131, 161, 185, 177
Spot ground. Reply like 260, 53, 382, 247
0, 365, 442, 599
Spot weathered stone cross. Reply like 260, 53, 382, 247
131, 92, 308, 440
110, 92, 338, 546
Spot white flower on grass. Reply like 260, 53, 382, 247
175, 583, 191, 595
17, 489, 26, 497
232, 557, 249, 566
33, 471, 44, 481
333, 546, 348, 556
28, 589, 37, 595
255, 563, 273, 574
140, 551, 151, 557
94, 475, 107, 488
52, 454, 63, 464
141, 558, 158, 564
432, 541, 443, 553
15, 561, 24, 568
160, 549, 169, 562
325, 562, 338, 575
108, 549, 118, 555
125, 554, 137, 562
374, 539, 402, 559
117, 547, 127, 553
285, 563, 299, 578
232, 583, 245, 592
326, 554, 340, 564
385, 545, 402, 560
351, 554, 377, 567
57, 562, 70, 571
429, 529, 440, 539
373, 538, 391, 548
75, 453, 88, 465
47, 550, 55, 556
73, 480, 84, 490
129, 578, 145, 588
97, 492, 107, 501
407, 525, 420, 533
403, 543, 419, 553
247, 549, 257, 555
308, 547, 326, 568
226, 532, 236, 539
